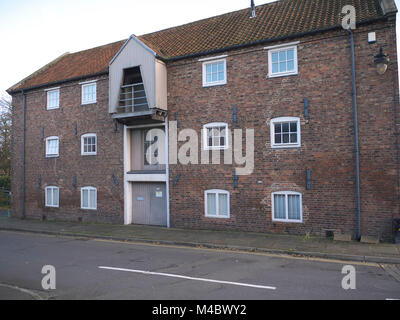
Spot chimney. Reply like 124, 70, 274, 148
250, 0, 256, 18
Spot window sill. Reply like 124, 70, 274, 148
81, 101, 97, 106
202, 82, 227, 88
271, 145, 301, 149
46, 107, 59, 110
45, 205, 59, 208
272, 219, 303, 224
81, 208, 97, 211
205, 215, 230, 219
81, 153, 97, 156
45, 155, 59, 158
267, 72, 298, 79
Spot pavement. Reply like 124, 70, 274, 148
0, 216, 399, 264
0, 231, 399, 300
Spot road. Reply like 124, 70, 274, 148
0, 230, 399, 300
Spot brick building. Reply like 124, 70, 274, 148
7, 0, 400, 241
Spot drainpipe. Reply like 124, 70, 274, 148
21, 90, 26, 219
348, 30, 361, 240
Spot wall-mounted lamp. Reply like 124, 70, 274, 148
374, 47, 389, 75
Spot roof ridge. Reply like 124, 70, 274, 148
140, 1, 281, 37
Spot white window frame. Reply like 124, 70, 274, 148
271, 191, 303, 223
46, 88, 60, 110
45, 136, 59, 157
270, 117, 301, 149
81, 186, 97, 210
204, 189, 230, 219
81, 81, 97, 105
267, 45, 298, 78
202, 58, 227, 87
203, 122, 229, 150
81, 133, 97, 156
45, 186, 59, 208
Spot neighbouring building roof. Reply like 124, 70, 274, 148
8, 0, 392, 93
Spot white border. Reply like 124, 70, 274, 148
81, 133, 97, 156
203, 122, 229, 150
81, 186, 97, 210
202, 59, 227, 87
45, 186, 59, 208
81, 82, 97, 105
267, 45, 298, 78
204, 189, 230, 219
271, 191, 303, 223
270, 117, 301, 149
198, 55, 228, 62
45, 136, 59, 157
46, 88, 60, 110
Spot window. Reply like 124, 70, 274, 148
46, 136, 59, 157
46, 88, 60, 110
45, 186, 59, 208
205, 190, 230, 218
270, 117, 301, 148
81, 82, 97, 105
268, 45, 298, 77
203, 123, 229, 150
272, 191, 302, 223
202, 59, 227, 87
81, 133, 97, 156
81, 187, 97, 210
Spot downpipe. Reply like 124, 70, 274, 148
21, 90, 26, 219
348, 30, 361, 240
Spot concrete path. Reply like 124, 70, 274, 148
0, 217, 399, 264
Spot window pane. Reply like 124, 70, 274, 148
207, 193, 216, 215
212, 72, 217, 82
290, 122, 297, 132
274, 194, 286, 219
283, 133, 289, 143
272, 63, 279, 73
218, 71, 225, 81
206, 74, 212, 83
287, 49, 294, 60
290, 133, 297, 143
274, 123, 282, 133
271, 52, 278, 63
218, 194, 228, 216
279, 62, 287, 72
288, 195, 300, 220
275, 134, 282, 144
47, 139, 58, 155
279, 50, 287, 61
53, 188, 59, 206
206, 64, 212, 74
287, 60, 294, 71
218, 62, 224, 72
46, 188, 52, 205
90, 190, 96, 209
282, 123, 289, 133
212, 63, 218, 73
82, 190, 88, 208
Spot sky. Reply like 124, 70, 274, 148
0, 0, 399, 99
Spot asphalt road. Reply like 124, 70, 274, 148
0, 230, 399, 300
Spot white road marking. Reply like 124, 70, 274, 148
99, 266, 277, 291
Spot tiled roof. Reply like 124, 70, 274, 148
9, 0, 387, 93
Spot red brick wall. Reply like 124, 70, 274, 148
10, 19, 399, 241
11, 75, 124, 223
166, 19, 399, 241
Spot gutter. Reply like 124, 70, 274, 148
348, 30, 361, 240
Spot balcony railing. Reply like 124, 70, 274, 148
118, 83, 149, 113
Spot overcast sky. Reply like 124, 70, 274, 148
0, 0, 399, 98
